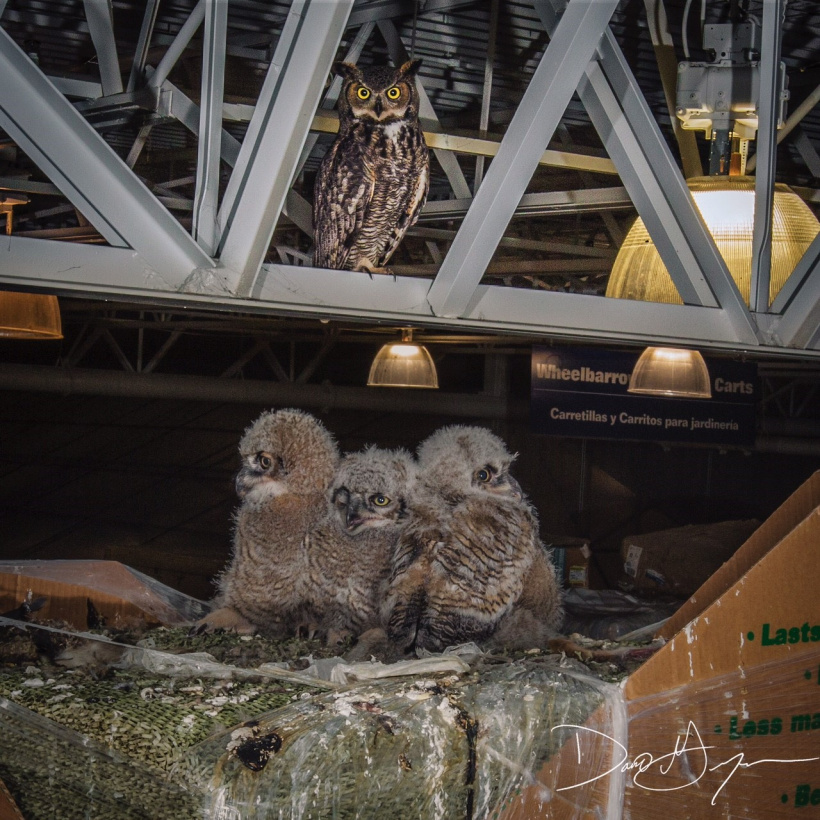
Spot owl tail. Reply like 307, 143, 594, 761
386, 587, 427, 655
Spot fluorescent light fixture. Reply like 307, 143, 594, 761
628, 346, 712, 399
607, 176, 820, 308
367, 329, 439, 389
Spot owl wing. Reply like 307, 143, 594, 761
313, 137, 376, 270
429, 497, 532, 614
376, 153, 429, 267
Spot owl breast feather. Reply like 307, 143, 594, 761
313, 119, 429, 271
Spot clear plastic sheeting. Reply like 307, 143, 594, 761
176, 661, 627, 820
0, 559, 210, 626
0, 697, 199, 820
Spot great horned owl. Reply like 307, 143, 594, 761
304, 446, 415, 646
198, 408, 339, 636
312, 60, 429, 274
383, 425, 563, 654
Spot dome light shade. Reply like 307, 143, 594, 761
367, 330, 438, 389
628, 346, 712, 399
0, 291, 63, 339
606, 176, 820, 308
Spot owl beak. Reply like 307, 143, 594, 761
344, 498, 365, 532
486, 474, 522, 499
373, 97, 383, 117
235, 466, 254, 498
505, 475, 523, 499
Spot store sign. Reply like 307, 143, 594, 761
531, 346, 757, 445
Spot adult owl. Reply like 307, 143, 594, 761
304, 446, 415, 647
196, 408, 339, 636
312, 60, 429, 274
383, 425, 563, 654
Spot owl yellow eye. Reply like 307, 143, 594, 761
371, 494, 390, 507
356, 86, 371, 100
476, 468, 492, 483
386, 86, 401, 100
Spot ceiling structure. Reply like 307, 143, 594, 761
2, 0, 820, 418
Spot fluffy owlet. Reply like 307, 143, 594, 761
383, 425, 563, 654
304, 446, 415, 646
312, 60, 429, 274
198, 408, 340, 636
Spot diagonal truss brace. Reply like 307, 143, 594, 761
536, 0, 758, 345
0, 26, 213, 285
215, 0, 353, 298
425, 0, 620, 318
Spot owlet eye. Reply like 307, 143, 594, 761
371, 494, 390, 507
386, 86, 401, 100
356, 86, 371, 100
258, 453, 273, 470
476, 468, 492, 483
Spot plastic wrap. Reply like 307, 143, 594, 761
625, 652, 820, 818
0, 617, 631, 820
0, 559, 210, 626
176, 660, 627, 820
0, 697, 199, 820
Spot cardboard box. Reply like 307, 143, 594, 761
0, 560, 206, 629
0, 776, 24, 820
623, 471, 820, 817
549, 537, 593, 589
619, 518, 759, 595
500, 472, 820, 818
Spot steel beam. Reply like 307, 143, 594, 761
474, 0, 499, 191
770, 232, 820, 348
793, 128, 820, 179
148, 0, 204, 90
749, 0, 784, 313
192, 0, 228, 255
536, 0, 759, 345
426, 0, 620, 318
126, 0, 160, 92
216, 0, 353, 297
82, 0, 124, 96
0, 29, 213, 282
3, 235, 820, 358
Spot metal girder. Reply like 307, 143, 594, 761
474, 0, 500, 191
419, 186, 632, 220
536, 0, 759, 345
749, 0, 785, 313
378, 19, 473, 200
126, 0, 159, 93
216, 0, 353, 297
425, 0, 620, 318
147, 0, 205, 90
4, 236, 820, 358
192, 0, 228, 255
770, 232, 820, 348
82, 0, 124, 96
793, 128, 820, 179
0, 28, 213, 282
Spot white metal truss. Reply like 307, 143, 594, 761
1, 0, 820, 359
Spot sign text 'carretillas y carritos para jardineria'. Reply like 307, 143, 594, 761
531, 346, 756, 445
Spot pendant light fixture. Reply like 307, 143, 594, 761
0, 201, 63, 339
627, 346, 712, 399
367, 328, 439, 389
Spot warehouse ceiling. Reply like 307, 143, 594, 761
2, 0, 820, 410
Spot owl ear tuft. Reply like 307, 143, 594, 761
399, 59, 422, 78
333, 61, 361, 82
